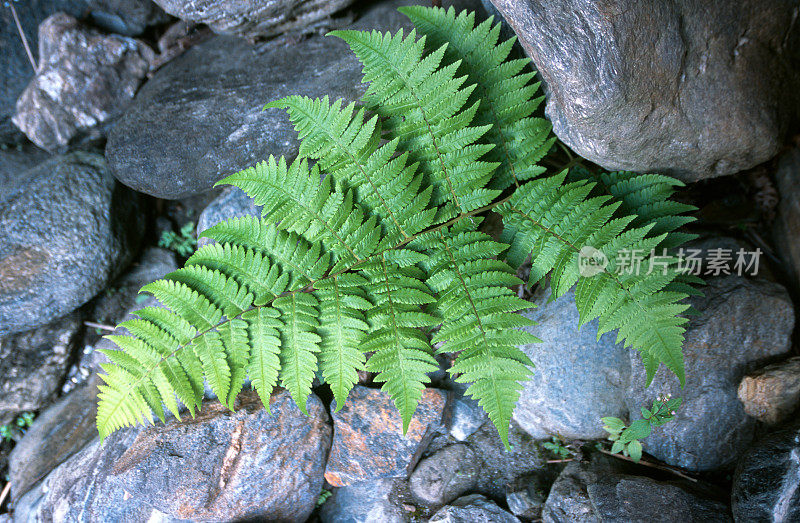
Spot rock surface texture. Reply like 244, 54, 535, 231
113, 390, 331, 521
320, 478, 409, 523
738, 356, 800, 425
0, 0, 89, 143
732, 422, 800, 522
429, 494, 520, 523
0, 152, 143, 335
106, 0, 429, 199
0, 313, 81, 425
325, 386, 446, 487
87, 0, 171, 36
197, 186, 262, 247
153, 0, 356, 40
773, 148, 800, 293
488, 0, 800, 181
626, 276, 795, 471
513, 287, 630, 439
542, 457, 731, 522
13, 13, 153, 152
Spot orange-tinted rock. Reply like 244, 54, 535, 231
738, 356, 800, 425
325, 386, 447, 487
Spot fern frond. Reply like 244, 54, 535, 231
242, 308, 282, 411
499, 173, 690, 384
400, 5, 555, 189
332, 28, 500, 219
314, 273, 371, 410
359, 254, 439, 431
274, 293, 321, 414
416, 225, 539, 446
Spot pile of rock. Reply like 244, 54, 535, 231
1, 0, 800, 521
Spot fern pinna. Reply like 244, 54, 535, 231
97, 6, 697, 447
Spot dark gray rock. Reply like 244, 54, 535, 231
12, 425, 159, 522
9, 375, 101, 499
542, 456, 731, 523
114, 390, 331, 522
320, 478, 410, 523
88, 0, 172, 36
626, 276, 795, 471
732, 422, 800, 522
325, 385, 447, 487
429, 494, 520, 523
506, 475, 548, 520
0, 0, 88, 143
197, 186, 262, 247
410, 444, 478, 507
0, 313, 82, 426
88, 247, 178, 327
0, 141, 49, 192
513, 286, 630, 440
13, 13, 153, 152
153, 0, 355, 40
105, 0, 441, 199
488, 0, 800, 181
774, 148, 800, 294
0, 152, 144, 336
465, 421, 548, 500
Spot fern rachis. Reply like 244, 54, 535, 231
97, 6, 698, 448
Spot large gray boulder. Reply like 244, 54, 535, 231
320, 478, 410, 523
626, 276, 795, 471
513, 287, 630, 440
152, 0, 355, 40
105, 0, 482, 199
13, 13, 153, 152
488, 0, 800, 181
16, 390, 331, 522
0, 152, 144, 336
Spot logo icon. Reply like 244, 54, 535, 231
578, 246, 608, 277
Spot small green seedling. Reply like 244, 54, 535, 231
542, 436, 573, 459
158, 222, 197, 257
602, 395, 682, 462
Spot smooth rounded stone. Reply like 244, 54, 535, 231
409, 444, 478, 507
111, 390, 331, 521
429, 494, 520, 523
0, 313, 82, 426
626, 275, 795, 471
153, 0, 355, 40
320, 478, 410, 523
0, 152, 145, 336
0, 141, 49, 192
12, 13, 154, 152
738, 356, 800, 425
324, 386, 447, 487
732, 422, 800, 522
488, 0, 800, 182
12, 425, 159, 522
0, 0, 89, 143
105, 0, 437, 199
542, 456, 731, 523
464, 421, 548, 500
87, 0, 172, 36
512, 286, 630, 440
9, 374, 101, 499
447, 394, 487, 441
773, 148, 800, 293
197, 186, 262, 247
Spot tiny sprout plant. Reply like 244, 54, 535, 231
159, 222, 198, 257
602, 395, 682, 462
542, 436, 573, 459
1, 412, 35, 442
